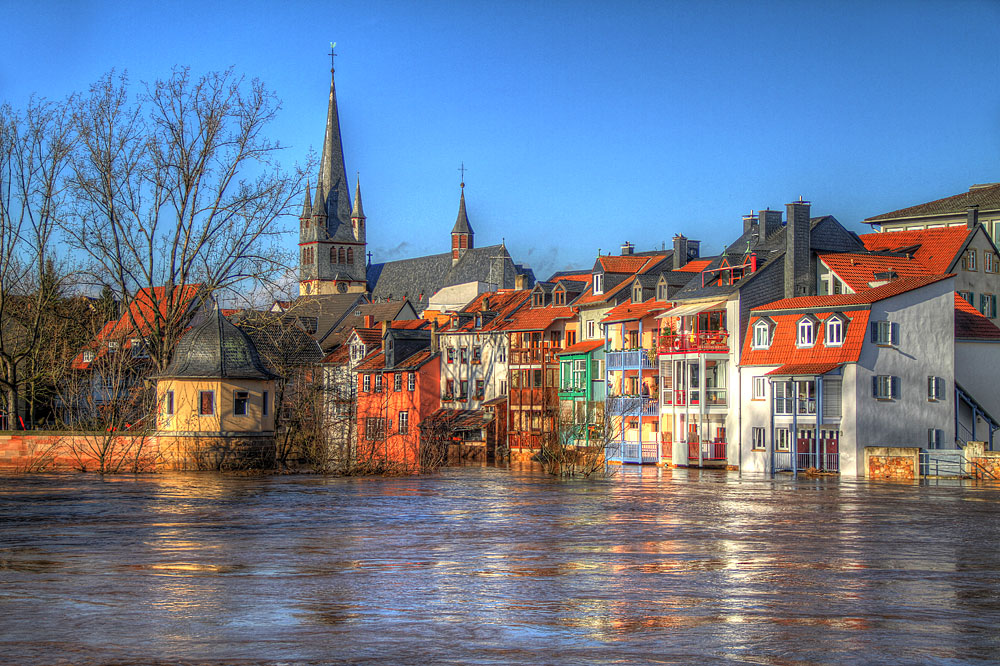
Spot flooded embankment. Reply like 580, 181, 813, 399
1, 466, 999, 665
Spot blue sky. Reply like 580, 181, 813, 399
3, 0, 999, 280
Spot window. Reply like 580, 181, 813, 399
398, 411, 409, 435
773, 382, 793, 415
365, 417, 386, 441
445, 379, 455, 399
82, 350, 95, 363
980, 293, 997, 318
500, 380, 507, 394
338, 247, 346, 264
374, 374, 383, 393
347, 248, 354, 264
566, 330, 576, 346
586, 320, 596, 339
928, 428, 943, 449
459, 347, 468, 364
796, 318, 815, 346
593, 273, 604, 295
163, 390, 174, 415
986, 252, 997, 273
475, 379, 484, 399
751, 427, 766, 450
873, 375, 899, 400
498, 345, 506, 363
825, 317, 844, 346
460, 380, 469, 398
871, 320, 899, 346
446, 347, 454, 364
199, 390, 215, 416
964, 249, 978, 271
632, 285, 642, 302
262, 391, 269, 416
927, 376, 945, 401
775, 428, 791, 452
657, 282, 668, 301
234, 390, 249, 416
752, 321, 771, 349
472, 346, 482, 364
302, 247, 314, 264
108, 340, 119, 353
394, 373, 402, 392
553, 290, 564, 306
752, 377, 766, 400
959, 291, 974, 305
330, 247, 337, 264
407, 372, 415, 391
130, 337, 148, 357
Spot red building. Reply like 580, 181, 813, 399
355, 324, 440, 470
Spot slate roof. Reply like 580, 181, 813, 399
356, 349, 437, 372
752, 274, 953, 313
954, 293, 1000, 340
160, 309, 277, 380
229, 311, 325, 371
556, 339, 605, 356
279, 293, 367, 347
419, 408, 490, 432
741, 309, 870, 367
818, 253, 932, 292
367, 243, 533, 312
451, 189, 473, 235
318, 299, 416, 350
858, 227, 970, 273
865, 183, 1000, 223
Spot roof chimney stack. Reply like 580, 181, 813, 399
743, 211, 758, 235
967, 204, 980, 229
672, 234, 689, 271
784, 198, 812, 298
620, 241, 635, 256
364, 314, 374, 328
760, 209, 783, 238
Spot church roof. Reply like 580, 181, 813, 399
315, 66, 354, 242
159, 309, 277, 380
367, 243, 531, 311
451, 189, 474, 235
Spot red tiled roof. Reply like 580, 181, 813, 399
865, 183, 1000, 222
753, 275, 953, 312
859, 227, 969, 273
601, 298, 669, 324
675, 259, 711, 273
499, 304, 577, 332
741, 310, 871, 367
557, 339, 604, 356
818, 253, 931, 293
598, 255, 656, 273
322, 345, 351, 364
446, 290, 532, 333
356, 349, 438, 372
765, 362, 843, 376
550, 273, 592, 283
954, 293, 1000, 340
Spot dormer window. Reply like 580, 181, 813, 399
632, 284, 642, 302
593, 273, 604, 295
752, 320, 772, 349
796, 318, 816, 347
83, 350, 95, 363
553, 290, 565, 306
825, 315, 845, 346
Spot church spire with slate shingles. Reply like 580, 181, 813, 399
451, 179, 475, 265
317, 56, 352, 238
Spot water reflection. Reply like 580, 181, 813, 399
2, 468, 1000, 664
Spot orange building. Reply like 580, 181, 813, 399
355, 325, 441, 469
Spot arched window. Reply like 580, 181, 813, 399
797, 318, 815, 347
330, 246, 336, 264
338, 247, 346, 264
826, 316, 844, 346
347, 247, 354, 264
752, 320, 771, 349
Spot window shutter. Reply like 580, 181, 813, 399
891, 376, 900, 399
870, 322, 878, 343
928, 428, 935, 447
927, 376, 934, 399
872, 375, 878, 398
936, 377, 945, 400
890, 322, 900, 346
992, 295, 997, 317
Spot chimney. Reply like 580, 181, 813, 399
967, 205, 980, 229
760, 209, 783, 238
364, 314, 374, 328
481, 296, 489, 312
620, 241, 634, 256
515, 273, 528, 290
381, 320, 389, 345
784, 197, 812, 299
672, 234, 689, 270
743, 211, 758, 235
431, 328, 439, 354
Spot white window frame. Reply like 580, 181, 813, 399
928, 428, 943, 448
825, 317, 844, 346
775, 428, 791, 452
796, 318, 815, 347
82, 350, 95, 363
773, 381, 793, 415
398, 411, 409, 435
752, 321, 771, 349
362, 374, 370, 392
593, 273, 604, 295
872, 320, 899, 346
407, 372, 416, 391
374, 374, 383, 393
752, 376, 766, 400
927, 376, 945, 401
966, 248, 978, 271
751, 427, 766, 450
873, 374, 899, 401
586, 320, 596, 339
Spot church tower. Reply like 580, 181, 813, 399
450, 182, 475, 265
299, 52, 368, 297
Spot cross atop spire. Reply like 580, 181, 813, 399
458, 161, 467, 188
329, 41, 337, 72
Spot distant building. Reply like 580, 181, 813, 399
864, 182, 1000, 239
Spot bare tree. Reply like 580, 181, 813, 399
0, 97, 77, 428
64, 68, 306, 372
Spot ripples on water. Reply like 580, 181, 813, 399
1, 466, 999, 665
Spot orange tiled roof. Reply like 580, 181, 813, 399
765, 362, 843, 376
675, 259, 711, 273
356, 349, 437, 372
741, 310, 871, 367
598, 255, 654, 273
557, 339, 604, 356
444, 290, 532, 333
499, 304, 577, 332
859, 227, 969, 273
753, 275, 953, 312
818, 253, 932, 292
601, 298, 669, 324
954, 293, 1000, 340
550, 273, 592, 283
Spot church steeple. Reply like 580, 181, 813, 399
451, 181, 474, 265
351, 176, 366, 243
300, 181, 312, 219
317, 54, 352, 237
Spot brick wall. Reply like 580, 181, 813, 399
864, 446, 920, 480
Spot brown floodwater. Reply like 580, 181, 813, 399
1, 465, 999, 665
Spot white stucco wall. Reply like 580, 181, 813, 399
438, 331, 509, 409
955, 340, 1000, 423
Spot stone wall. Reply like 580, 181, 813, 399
864, 446, 920, 480
0, 432, 276, 473
963, 441, 1000, 480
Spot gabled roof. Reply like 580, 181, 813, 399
601, 298, 669, 324
597, 255, 661, 273
751, 275, 953, 313
230, 311, 325, 369
741, 309, 871, 367
442, 289, 532, 334
859, 227, 971, 273
556, 339, 605, 356
676, 259, 711, 273
954, 293, 1000, 341
105, 284, 203, 340
356, 349, 438, 372
575, 257, 668, 307
865, 183, 1000, 223
818, 253, 931, 292
499, 304, 576, 332
318, 299, 416, 350
765, 362, 844, 376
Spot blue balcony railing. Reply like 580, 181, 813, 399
606, 349, 657, 370
607, 395, 657, 417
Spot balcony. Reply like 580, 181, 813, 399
660, 389, 727, 407
688, 441, 728, 461
609, 439, 660, 464
657, 331, 730, 355
607, 395, 657, 417
606, 349, 656, 370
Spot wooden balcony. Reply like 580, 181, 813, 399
657, 332, 729, 355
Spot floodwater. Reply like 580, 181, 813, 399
1, 467, 999, 665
